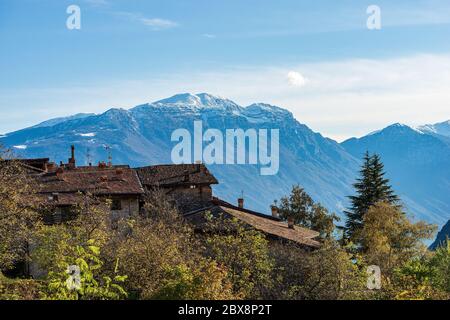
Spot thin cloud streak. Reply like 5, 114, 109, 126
113, 11, 179, 30
140, 18, 179, 30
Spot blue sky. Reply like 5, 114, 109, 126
1, 0, 450, 140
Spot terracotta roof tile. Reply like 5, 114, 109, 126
219, 206, 321, 248
136, 164, 218, 187
185, 199, 321, 248
37, 167, 144, 196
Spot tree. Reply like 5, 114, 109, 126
345, 152, 399, 245
276, 185, 339, 239
390, 257, 447, 300
269, 240, 369, 300
31, 194, 127, 300
359, 202, 436, 278
0, 152, 42, 274
370, 154, 399, 204
106, 190, 235, 300
204, 215, 274, 299
388, 242, 450, 300
0, 272, 43, 300
152, 260, 234, 300
427, 241, 450, 294
37, 233, 127, 300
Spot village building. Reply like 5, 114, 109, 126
13, 146, 144, 223
11, 146, 320, 249
136, 164, 218, 213
136, 164, 320, 249
184, 197, 321, 249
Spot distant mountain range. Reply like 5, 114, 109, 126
1, 93, 448, 232
430, 220, 450, 250
342, 122, 450, 225
416, 120, 450, 138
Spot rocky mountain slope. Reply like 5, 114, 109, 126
342, 123, 450, 226
0, 93, 360, 217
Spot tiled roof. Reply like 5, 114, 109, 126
1, 158, 50, 173
17, 158, 50, 171
37, 192, 85, 206
185, 199, 321, 248
136, 164, 218, 187
37, 167, 145, 197
219, 206, 320, 248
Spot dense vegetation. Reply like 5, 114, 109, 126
0, 148, 448, 300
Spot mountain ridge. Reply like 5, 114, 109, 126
342, 121, 450, 226
0, 93, 448, 229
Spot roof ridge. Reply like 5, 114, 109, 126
212, 198, 281, 221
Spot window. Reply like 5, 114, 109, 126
111, 199, 122, 211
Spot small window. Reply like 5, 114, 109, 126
60, 206, 73, 221
111, 199, 122, 211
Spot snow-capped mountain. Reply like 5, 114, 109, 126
1, 93, 448, 229
0, 93, 359, 218
31, 113, 96, 129
342, 123, 450, 226
416, 120, 450, 138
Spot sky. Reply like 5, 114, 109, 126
1, 0, 450, 141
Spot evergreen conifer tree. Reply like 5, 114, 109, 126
344, 152, 400, 245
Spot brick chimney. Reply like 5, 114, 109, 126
287, 216, 295, 229
56, 167, 64, 179
68, 145, 76, 169
271, 205, 279, 218
238, 197, 244, 209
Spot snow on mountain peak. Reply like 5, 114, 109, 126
245, 103, 291, 114
154, 93, 202, 106
391, 123, 408, 128
416, 120, 450, 138
31, 113, 96, 129
151, 93, 243, 113
120, 93, 293, 119
382, 123, 426, 135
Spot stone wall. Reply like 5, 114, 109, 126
110, 197, 140, 220
167, 185, 213, 213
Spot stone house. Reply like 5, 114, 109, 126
136, 164, 320, 249
185, 197, 321, 249
12, 146, 320, 249
135, 164, 218, 213
15, 147, 144, 223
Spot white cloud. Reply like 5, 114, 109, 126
2, 54, 450, 141
287, 71, 307, 88
140, 18, 179, 30
114, 12, 179, 31
202, 34, 217, 39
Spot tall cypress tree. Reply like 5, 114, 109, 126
344, 152, 399, 244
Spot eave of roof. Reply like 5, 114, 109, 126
219, 206, 320, 248
185, 199, 321, 248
